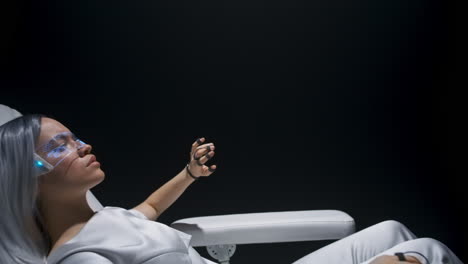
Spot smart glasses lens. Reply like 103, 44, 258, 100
33, 132, 86, 176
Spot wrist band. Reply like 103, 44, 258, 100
395, 252, 406, 261
185, 164, 200, 180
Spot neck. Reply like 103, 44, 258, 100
39, 189, 95, 249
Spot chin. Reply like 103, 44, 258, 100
87, 168, 105, 184
96, 170, 105, 182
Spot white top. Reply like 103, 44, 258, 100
46, 206, 215, 264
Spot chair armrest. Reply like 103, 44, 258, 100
170, 210, 355, 247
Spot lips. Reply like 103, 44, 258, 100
86, 155, 97, 167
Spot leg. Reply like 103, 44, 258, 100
360, 238, 464, 264
292, 220, 417, 264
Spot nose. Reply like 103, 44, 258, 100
77, 144, 92, 157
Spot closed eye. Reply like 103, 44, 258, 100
46, 145, 68, 159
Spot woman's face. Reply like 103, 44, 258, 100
36, 117, 105, 194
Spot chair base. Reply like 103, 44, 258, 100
206, 244, 236, 264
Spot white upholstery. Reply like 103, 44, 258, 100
86, 189, 104, 212
170, 210, 355, 247
0, 104, 22, 125
0, 104, 104, 212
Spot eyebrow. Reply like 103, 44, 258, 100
38, 132, 74, 151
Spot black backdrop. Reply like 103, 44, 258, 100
1, 0, 464, 263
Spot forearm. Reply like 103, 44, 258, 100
143, 166, 195, 219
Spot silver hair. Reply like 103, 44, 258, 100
0, 114, 50, 264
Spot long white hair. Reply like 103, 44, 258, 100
0, 114, 50, 263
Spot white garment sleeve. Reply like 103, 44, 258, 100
58, 252, 113, 264
128, 208, 150, 220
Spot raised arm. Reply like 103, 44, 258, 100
132, 137, 217, 221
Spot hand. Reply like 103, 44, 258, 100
369, 255, 422, 264
187, 137, 217, 178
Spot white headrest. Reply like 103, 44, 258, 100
0, 104, 23, 126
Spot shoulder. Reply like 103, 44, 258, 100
58, 252, 113, 264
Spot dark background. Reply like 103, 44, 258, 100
1, 0, 464, 263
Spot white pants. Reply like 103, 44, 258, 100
293, 220, 463, 264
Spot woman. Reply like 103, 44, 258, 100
0, 114, 217, 263
0, 110, 464, 264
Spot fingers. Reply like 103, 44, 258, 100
191, 137, 206, 152
191, 137, 204, 155
193, 145, 215, 160
192, 138, 214, 149
190, 137, 217, 176
200, 164, 217, 174
404, 256, 422, 264
191, 137, 215, 159
200, 164, 216, 175
198, 151, 214, 165
207, 164, 216, 173
194, 151, 215, 166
